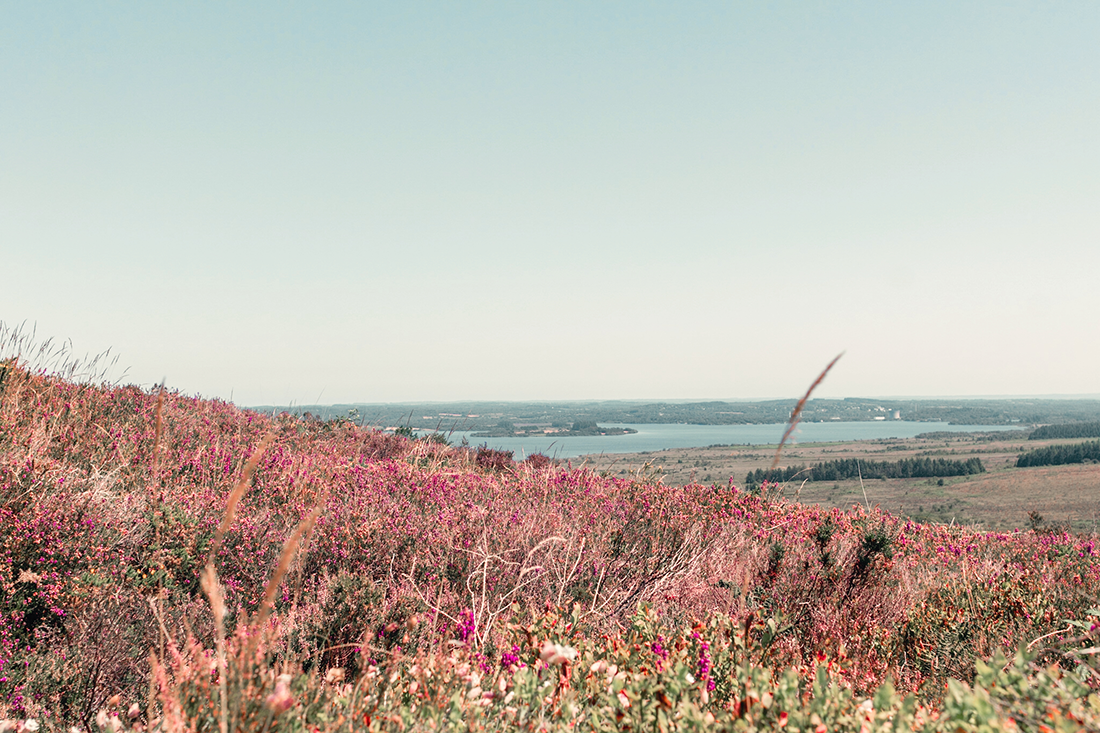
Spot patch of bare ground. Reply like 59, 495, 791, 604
578, 433, 1100, 533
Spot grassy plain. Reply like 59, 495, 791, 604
578, 432, 1100, 533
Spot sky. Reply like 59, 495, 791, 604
2, 2, 1099, 405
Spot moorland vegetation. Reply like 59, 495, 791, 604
0, 343, 1098, 731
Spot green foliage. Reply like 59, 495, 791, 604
748, 456, 984, 485
1029, 421, 1100, 440
855, 525, 894, 575
293, 573, 385, 675
1016, 439, 1100, 467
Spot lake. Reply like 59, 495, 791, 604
438, 422, 1019, 459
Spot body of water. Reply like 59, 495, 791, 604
439, 422, 1019, 459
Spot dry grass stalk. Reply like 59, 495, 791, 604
200, 564, 229, 733
771, 352, 843, 470
253, 504, 323, 635
151, 382, 165, 478
206, 432, 276, 565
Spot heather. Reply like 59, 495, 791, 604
0, 362, 1098, 731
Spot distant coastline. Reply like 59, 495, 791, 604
251, 396, 1100, 433
470, 421, 637, 438
446, 421, 1023, 459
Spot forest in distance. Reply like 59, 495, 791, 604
255, 396, 1100, 432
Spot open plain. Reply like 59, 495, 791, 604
577, 431, 1100, 532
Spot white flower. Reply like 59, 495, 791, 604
23, 721, 40, 733
539, 641, 577, 665
265, 674, 295, 714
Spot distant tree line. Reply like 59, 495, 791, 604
1016, 440, 1100, 468
747, 457, 985, 485
1028, 422, 1100, 440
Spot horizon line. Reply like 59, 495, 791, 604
244, 393, 1100, 408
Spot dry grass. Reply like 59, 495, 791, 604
771, 352, 843, 469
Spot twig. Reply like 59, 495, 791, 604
858, 461, 870, 511
1027, 624, 1076, 651
556, 536, 587, 607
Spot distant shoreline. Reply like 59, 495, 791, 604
470, 425, 637, 438
444, 421, 1023, 459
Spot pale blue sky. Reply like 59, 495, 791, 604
3, 2, 1098, 404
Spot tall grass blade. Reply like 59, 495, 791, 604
771, 352, 843, 470
206, 432, 276, 566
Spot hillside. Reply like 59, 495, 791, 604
1, 362, 1098, 731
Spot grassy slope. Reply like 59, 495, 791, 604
0, 365, 1098, 731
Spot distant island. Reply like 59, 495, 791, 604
470, 420, 637, 438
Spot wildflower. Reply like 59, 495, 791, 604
325, 667, 345, 684
266, 673, 295, 714
651, 636, 669, 662
94, 711, 121, 732
128, 704, 141, 720
617, 691, 631, 708
458, 608, 476, 642
23, 722, 40, 733
539, 641, 577, 665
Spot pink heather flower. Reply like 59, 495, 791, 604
457, 608, 476, 642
